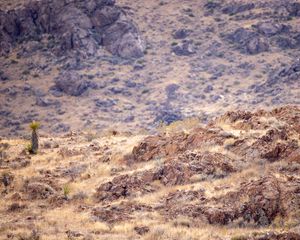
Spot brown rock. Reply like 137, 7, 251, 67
245, 232, 300, 240
92, 201, 152, 223
25, 182, 56, 200
0, 172, 14, 187
134, 226, 150, 235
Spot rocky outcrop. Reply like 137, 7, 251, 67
94, 170, 158, 202
96, 151, 236, 202
255, 22, 289, 37
268, 60, 300, 86
161, 175, 300, 227
92, 201, 152, 223
222, 3, 255, 15
225, 28, 269, 55
0, 0, 145, 58
253, 61, 300, 99
25, 182, 56, 200
53, 71, 93, 96
172, 40, 196, 56
233, 232, 300, 240
98, 106, 300, 226
129, 133, 189, 163
224, 17, 300, 54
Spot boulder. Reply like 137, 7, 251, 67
226, 28, 269, 54
54, 71, 90, 96
246, 36, 269, 54
92, 201, 152, 223
255, 22, 289, 37
1, 172, 14, 187
134, 226, 150, 235
102, 20, 145, 58
266, 60, 300, 87
155, 108, 183, 124
173, 29, 191, 39
94, 170, 157, 202
25, 182, 56, 199
172, 41, 196, 56
226, 28, 257, 45
222, 3, 255, 15
286, 2, 300, 17
0, 0, 145, 58
274, 36, 297, 49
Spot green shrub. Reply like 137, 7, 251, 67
63, 184, 71, 198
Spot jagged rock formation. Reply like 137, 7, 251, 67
0, 0, 145, 58
1, 106, 300, 239
94, 106, 300, 227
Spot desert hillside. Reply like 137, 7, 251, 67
0, 0, 300, 136
1, 0, 300, 239
1, 106, 300, 239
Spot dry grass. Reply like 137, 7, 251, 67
1, 107, 299, 240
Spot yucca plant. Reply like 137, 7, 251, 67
29, 121, 40, 154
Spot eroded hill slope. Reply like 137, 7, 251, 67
1, 106, 300, 239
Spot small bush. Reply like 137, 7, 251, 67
63, 184, 71, 198
26, 143, 33, 153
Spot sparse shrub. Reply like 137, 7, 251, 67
26, 143, 33, 153
63, 184, 71, 199
28, 121, 40, 154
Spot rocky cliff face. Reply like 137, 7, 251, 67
0, 0, 145, 58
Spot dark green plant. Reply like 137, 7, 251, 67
29, 121, 40, 154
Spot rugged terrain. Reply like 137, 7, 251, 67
0, 0, 300, 136
1, 106, 300, 239
1, 0, 300, 239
